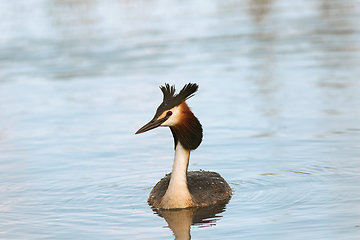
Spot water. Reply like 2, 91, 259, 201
1, 0, 360, 239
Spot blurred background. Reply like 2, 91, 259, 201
0, 0, 359, 239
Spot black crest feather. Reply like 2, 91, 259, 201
154, 83, 199, 119
160, 83, 176, 104
159, 83, 198, 107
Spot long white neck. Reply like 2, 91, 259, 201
160, 142, 194, 209
171, 142, 190, 187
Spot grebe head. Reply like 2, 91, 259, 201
135, 83, 202, 150
135, 83, 199, 134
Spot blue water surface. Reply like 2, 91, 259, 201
1, 0, 360, 239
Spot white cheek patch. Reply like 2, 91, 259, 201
160, 106, 182, 127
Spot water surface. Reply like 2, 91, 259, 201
1, 0, 360, 239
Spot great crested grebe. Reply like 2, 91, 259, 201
136, 83, 232, 209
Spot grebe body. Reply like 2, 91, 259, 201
148, 170, 232, 208
136, 83, 232, 209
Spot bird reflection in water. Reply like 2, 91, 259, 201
152, 200, 230, 240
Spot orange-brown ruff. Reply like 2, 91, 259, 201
136, 83, 232, 209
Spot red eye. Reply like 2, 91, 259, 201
166, 111, 172, 116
